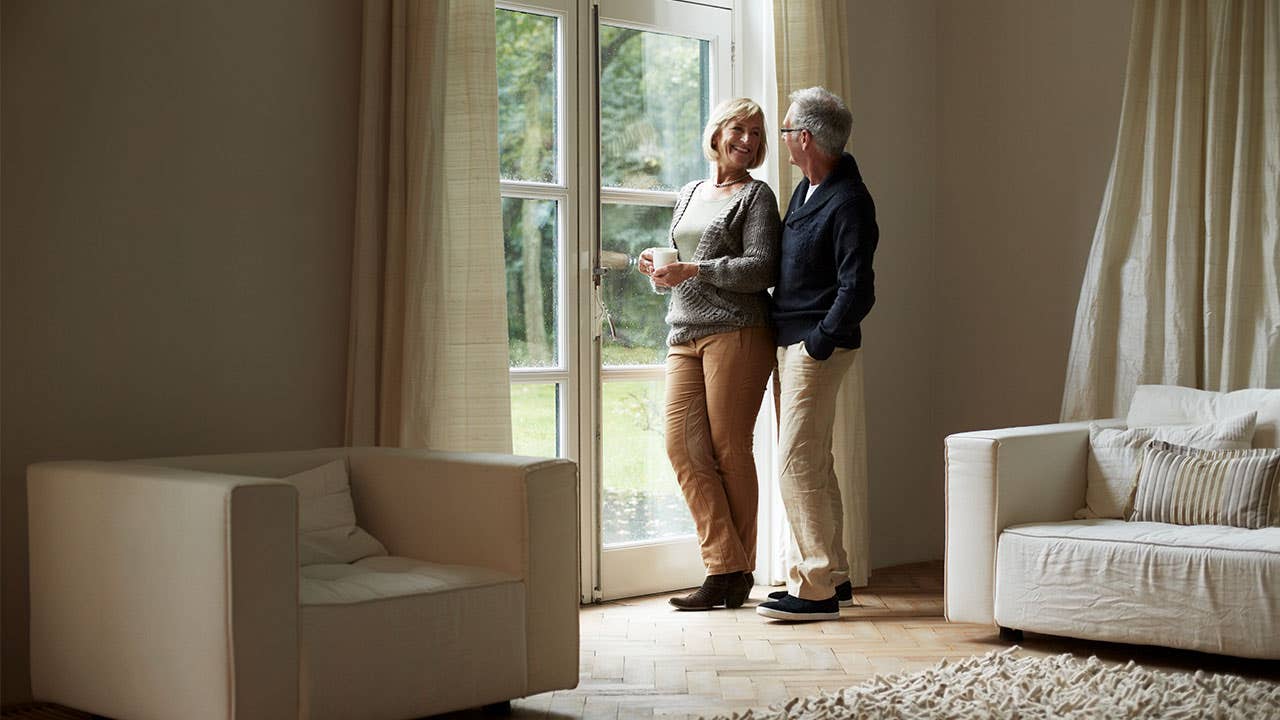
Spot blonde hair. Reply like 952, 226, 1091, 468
701, 98, 768, 170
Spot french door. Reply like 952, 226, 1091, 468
497, 0, 733, 602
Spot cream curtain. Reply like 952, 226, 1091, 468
346, 0, 512, 453
771, 0, 870, 589
1062, 0, 1280, 421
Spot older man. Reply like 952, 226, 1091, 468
757, 87, 878, 622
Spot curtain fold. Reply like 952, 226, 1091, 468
1062, 0, 1279, 421
347, 0, 512, 453
772, 0, 870, 588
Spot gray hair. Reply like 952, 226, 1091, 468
788, 87, 852, 157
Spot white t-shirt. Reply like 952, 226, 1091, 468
804, 183, 821, 203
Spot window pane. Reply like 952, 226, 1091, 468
600, 203, 672, 367
511, 382, 559, 457
600, 26, 710, 191
496, 9, 558, 184
601, 379, 695, 546
503, 197, 559, 368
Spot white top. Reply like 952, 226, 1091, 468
673, 194, 732, 261
804, 183, 821, 203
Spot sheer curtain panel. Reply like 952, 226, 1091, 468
1062, 0, 1280, 421
346, 0, 513, 453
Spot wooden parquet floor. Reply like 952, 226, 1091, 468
441, 559, 1279, 720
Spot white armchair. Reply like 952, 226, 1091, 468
27, 447, 580, 720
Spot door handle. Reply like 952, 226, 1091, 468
593, 250, 632, 278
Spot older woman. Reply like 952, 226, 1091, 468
638, 98, 781, 610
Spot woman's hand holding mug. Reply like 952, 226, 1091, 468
639, 247, 695, 287
637, 248, 655, 276
639, 247, 678, 274
652, 263, 698, 287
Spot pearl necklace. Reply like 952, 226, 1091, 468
713, 173, 750, 188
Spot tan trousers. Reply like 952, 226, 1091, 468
775, 341, 858, 600
665, 326, 775, 574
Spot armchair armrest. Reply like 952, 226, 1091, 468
27, 461, 297, 720
943, 419, 1119, 625
345, 448, 579, 695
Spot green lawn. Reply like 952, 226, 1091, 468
510, 382, 559, 458
510, 378, 674, 492
510, 377, 696, 543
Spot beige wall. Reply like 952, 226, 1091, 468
848, 1, 940, 569
934, 0, 1132, 437
1, 0, 362, 702
851, 0, 1132, 569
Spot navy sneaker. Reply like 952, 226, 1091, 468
756, 593, 840, 621
768, 580, 854, 607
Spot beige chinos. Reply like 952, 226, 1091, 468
774, 341, 858, 600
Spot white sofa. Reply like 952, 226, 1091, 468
27, 447, 580, 720
945, 385, 1280, 659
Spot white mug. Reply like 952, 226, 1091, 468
650, 247, 679, 269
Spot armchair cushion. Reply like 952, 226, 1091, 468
285, 459, 387, 566
301, 567, 526, 720
301, 556, 517, 605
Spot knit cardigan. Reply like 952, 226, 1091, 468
658, 179, 781, 346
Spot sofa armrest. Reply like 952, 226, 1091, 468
345, 448, 580, 695
943, 419, 1117, 625
27, 461, 298, 720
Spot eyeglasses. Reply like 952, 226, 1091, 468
779, 127, 807, 135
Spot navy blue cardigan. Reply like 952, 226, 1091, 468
772, 153, 878, 360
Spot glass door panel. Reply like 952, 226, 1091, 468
599, 203, 671, 367
510, 382, 560, 457
497, 8, 560, 184
502, 196, 560, 368
596, 0, 732, 600
598, 202, 686, 547
599, 27, 710, 191
600, 378, 695, 545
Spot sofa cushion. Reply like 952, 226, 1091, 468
1078, 413, 1255, 519
995, 520, 1280, 659
284, 459, 387, 566
1130, 441, 1280, 529
1127, 385, 1280, 449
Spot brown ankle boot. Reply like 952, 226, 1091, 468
669, 572, 752, 610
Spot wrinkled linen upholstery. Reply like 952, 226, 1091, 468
1127, 385, 1280, 448
945, 385, 1280, 659
995, 520, 1280, 659
28, 447, 579, 720
943, 419, 1116, 625
300, 558, 527, 720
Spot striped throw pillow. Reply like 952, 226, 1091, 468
1129, 441, 1280, 528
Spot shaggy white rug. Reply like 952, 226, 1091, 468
711, 647, 1280, 720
